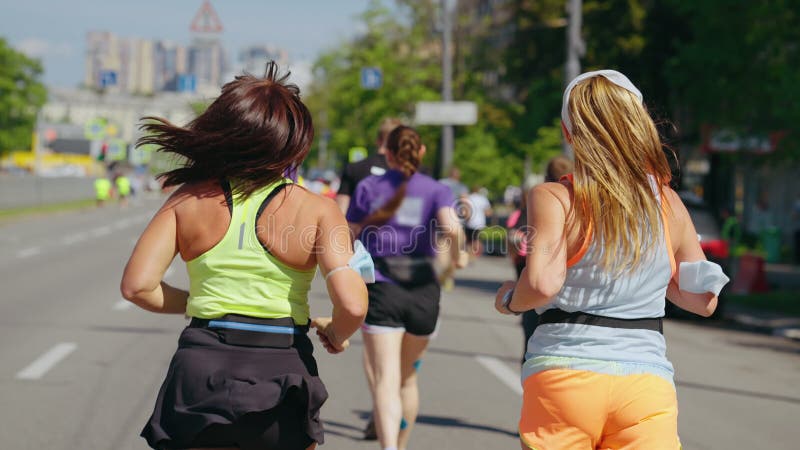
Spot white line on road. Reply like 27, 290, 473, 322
16, 342, 78, 380
61, 232, 89, 245
113, 299, 133, 310
16, 247, 42, 258
475, 355, 523, 395
92, 226, 112, 237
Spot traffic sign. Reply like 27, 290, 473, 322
414, 101, 478, 126
177, 74, 197, 93
106, 139, 128, 162
360, 67, 382, 90
99, 70, 117, 88
84, 117, 108, 140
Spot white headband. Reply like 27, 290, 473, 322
561, 70, 643, 134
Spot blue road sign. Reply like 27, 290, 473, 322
99, 70, 117, 88
360, 67, 382, 90
177, 74, 197, 93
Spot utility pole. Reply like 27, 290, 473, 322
564, 0, 584, 159
441, 0, 456, 177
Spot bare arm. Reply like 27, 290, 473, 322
335, 194, 350, 215
312, 199, 368, 353
664, 191, 718, 317
496, 185, 567, 314
120, 192, 188, 313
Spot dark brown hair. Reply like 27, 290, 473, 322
361, 126, 422, 226
545, 155, 574, 182
136, 61, 313, 198
376, 117, 403, 148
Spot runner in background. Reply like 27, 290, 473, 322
347, 126, 467, 450
465, 185, 492, 260
115, 172, 131, 208
438, 167, 469, 290
336, 117, 403, 440
94, 176, 112, 208
336, 118, 404, 214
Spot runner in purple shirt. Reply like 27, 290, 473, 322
347, 170, 454, 282
346, 126, 466, 450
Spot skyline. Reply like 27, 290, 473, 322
0, 0, 374, 88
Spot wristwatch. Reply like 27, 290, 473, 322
501, 288, 521, 316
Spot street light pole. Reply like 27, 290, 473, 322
441, 0, 456, 177
563, 0, 584, 159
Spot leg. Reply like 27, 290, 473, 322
362, 329, 405, 449
361, 336, 378, 440
398, 333, 430, 450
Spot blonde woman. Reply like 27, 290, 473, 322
495, 70, 728, 449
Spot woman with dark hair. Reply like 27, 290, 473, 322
121, 62, 368, 450
346, 126, 467, 450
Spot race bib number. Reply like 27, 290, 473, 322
396, 197, 424, 226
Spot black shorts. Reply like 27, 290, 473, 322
365, 281, 441, 336
464, 226, 481, 243
141, 325, 328, 450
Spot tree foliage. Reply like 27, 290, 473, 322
306, 1, 441, 170
0, 38, 47, 154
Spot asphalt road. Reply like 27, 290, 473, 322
0, 195, 798, 449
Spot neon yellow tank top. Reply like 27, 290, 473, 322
185, 179, 316, 324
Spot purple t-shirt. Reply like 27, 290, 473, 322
347, 169, 454, 263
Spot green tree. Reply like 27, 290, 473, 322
0, 38, 47, 154
307, 1, 441, 170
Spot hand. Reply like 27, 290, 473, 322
310, 317, 350, 354
494, 281, 517, 315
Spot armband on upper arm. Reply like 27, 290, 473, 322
678, 260, 730, 296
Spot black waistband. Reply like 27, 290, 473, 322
188, 314, 309, 348
538, 308, 663, 334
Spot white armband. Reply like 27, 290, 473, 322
325, 265, 355, 281
678, 260, 730, 296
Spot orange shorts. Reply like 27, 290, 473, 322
519, 369, 680, 450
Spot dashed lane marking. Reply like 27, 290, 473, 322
113, 299, 133, 311
16, 247, 42, 258
475, 355, 523, 395
16, 342, 78, 380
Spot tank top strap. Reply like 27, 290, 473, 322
227, 178, 292, 251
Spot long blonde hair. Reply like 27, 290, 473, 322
566, 75, 672, 274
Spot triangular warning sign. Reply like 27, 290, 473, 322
190, 0, 223, 33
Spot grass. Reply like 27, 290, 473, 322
726, 290, 800, 317
0, 198, 97, 223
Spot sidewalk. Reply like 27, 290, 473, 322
461, 256, 800, 341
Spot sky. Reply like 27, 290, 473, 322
0, 0, 374, 88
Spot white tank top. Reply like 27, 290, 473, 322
523, 176, 677, 383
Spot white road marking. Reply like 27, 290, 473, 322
113, 218, 132, 229
61, 232, 89, 245
475, 355, 523, 395
16, 247, 42, 258
92, 226, 112, 237
16, 342, 78, 380
113, 299, 133, 310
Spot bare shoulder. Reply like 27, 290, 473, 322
167, 181, 223, 212
288, 185, 345, 223
531, 182, 570, 215
661, 187, 691, 220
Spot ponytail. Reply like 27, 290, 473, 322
360, 126, 421, 227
